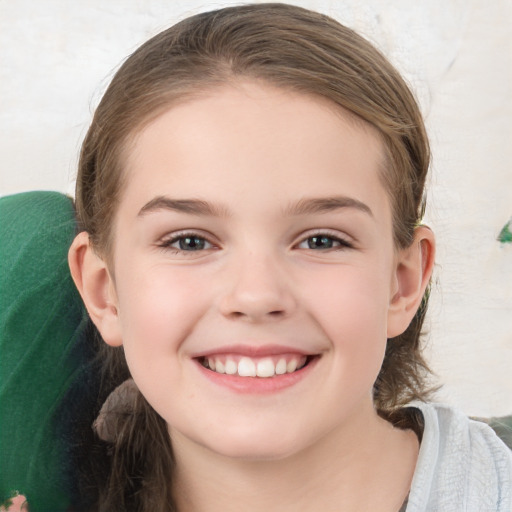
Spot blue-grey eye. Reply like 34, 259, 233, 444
307, 235, 336, 249
177, 236, 207, 251
297, 234, 352, 251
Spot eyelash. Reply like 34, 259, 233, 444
157, 232, 216, 254
295, 230, 354, 251
157, 230, 353, 254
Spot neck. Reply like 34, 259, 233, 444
170, 404, 419, 512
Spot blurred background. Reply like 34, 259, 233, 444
1, 0, 511, 417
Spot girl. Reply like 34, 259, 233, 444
63, 2, 510, 510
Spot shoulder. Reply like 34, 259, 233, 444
406, 402, 512, 512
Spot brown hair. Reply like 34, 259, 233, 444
75, 3, 433, 509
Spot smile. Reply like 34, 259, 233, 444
195, 350, 320, 393
200, 354, 309, 378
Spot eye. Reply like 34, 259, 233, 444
159, 233, 214, 252
297, 233, 352, 250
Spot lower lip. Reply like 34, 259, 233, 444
195, 357, 319, 394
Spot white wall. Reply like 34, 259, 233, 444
1, 0, 511, 417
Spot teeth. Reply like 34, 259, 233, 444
286, 359, 298, 373
225, 358, 237, 375
275, 358, 287, 375
238, 357, 256, 377
204, 355, 308, 377
256, 358, 275, 378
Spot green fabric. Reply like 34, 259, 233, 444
0, 191, 87, 510
489, 416, 512, 451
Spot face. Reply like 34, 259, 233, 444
108, 82, 401, 460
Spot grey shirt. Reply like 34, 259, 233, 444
404, 402, 512, 511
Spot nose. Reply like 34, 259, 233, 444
218, 251, 296, 322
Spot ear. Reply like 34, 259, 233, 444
68, 231, 123, 346
387, 226, 435, 338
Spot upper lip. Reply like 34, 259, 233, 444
190, 344, 316, 359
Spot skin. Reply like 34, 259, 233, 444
0, 496, 28, 512
70, 81, 435, 511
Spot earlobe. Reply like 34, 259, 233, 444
68, 232, 123, 347
387, 226, 435, 338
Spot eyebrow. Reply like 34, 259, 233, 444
138, 196, 230, 218
137, 195, 373, 218
284, 196, 373, 217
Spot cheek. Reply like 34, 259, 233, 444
303, 263, 392, 334
300, 263, 391, 377
112, 264, 212, 409
114, 263, 210, 354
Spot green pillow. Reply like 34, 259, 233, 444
0, 191, 88, 510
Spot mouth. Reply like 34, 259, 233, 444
196, 353, 318, 378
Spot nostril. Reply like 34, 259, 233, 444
227, 309, 285, 320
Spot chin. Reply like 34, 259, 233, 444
194, 423, 312, 462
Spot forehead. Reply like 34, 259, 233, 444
119, 82, 390, 220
